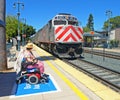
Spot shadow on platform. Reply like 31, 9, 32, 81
0, 72, 17, 97
36, 55, 56, 61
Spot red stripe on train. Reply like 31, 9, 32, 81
63, 33, 77, 42
56, 26, 71, 40
55, 26, 63, 34
78, 27, 83, 34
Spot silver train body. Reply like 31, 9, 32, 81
31, 13, 84, 58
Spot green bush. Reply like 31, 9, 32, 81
110, 40, 119, 47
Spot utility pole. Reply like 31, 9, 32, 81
106, 10, 112, 48
0, 0, 7, 70
13, 0, 24, 51
21, 18, 26, 46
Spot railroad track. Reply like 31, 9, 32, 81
63, 58, 120, 92
84, 49, 120, 60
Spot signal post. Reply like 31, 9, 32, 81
90, 31, 94, 58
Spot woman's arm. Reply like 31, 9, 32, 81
24, 51, 35, 62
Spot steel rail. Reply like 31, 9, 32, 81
84, 49, 120, 60
62, 58, 120, 92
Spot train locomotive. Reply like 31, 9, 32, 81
31, 13, 84, 58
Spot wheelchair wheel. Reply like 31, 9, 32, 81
16, 79, 21, 84
28, 74, 39, 84
40, 78, 46, 83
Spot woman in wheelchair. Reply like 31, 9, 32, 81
22, 43, 44, 74
17, 43, 48, 84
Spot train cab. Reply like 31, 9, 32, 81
52, 13, 79, 26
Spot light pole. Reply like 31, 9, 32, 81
106, 10, 112, 49
13, 0, 24, 51
21, 18, 26, 46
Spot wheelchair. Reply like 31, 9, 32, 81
16, 60, 49, 84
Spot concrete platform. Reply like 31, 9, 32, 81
33, 45, 120, 100
0, 44, 120, 100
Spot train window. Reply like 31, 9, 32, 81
68, 21, 78, 26
55, 17, 58, 19
63, 16, 66, 19
58, 16, 63, 19
54, 20, 67, 25
68, 17, 73, 20
74, 17, 77, 20
57, 16, 67, 20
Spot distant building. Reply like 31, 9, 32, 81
83, 32, 102, 47
83, 28, 120, 48
110, 28, 120, 41
96, 28, 120, 47
109, 28, 120, 47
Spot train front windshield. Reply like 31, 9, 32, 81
68, 21, 78, 26
54, 20, 67, 25
53, 14, 79, 26
53, 20, 78, 26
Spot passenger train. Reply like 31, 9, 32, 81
31, 13, 84, 58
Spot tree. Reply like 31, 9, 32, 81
83, 14, 94, 32
83, 27, 91, 32
6, 15, 36, 41
25, 25, 36, 37
103, 16, 120, 31
6, 15, 18, 40
86, 14, 94, 31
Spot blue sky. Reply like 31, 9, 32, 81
6, 0, 120, 31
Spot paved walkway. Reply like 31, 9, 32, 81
7, 46, 19, 69
0, 46, 22, 97
1, 45, 120, 100
0, 46, 88, 100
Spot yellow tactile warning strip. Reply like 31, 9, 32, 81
33, 44, 120, 100
33, 45, 89, 100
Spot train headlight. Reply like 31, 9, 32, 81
56, 38, 59, 41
